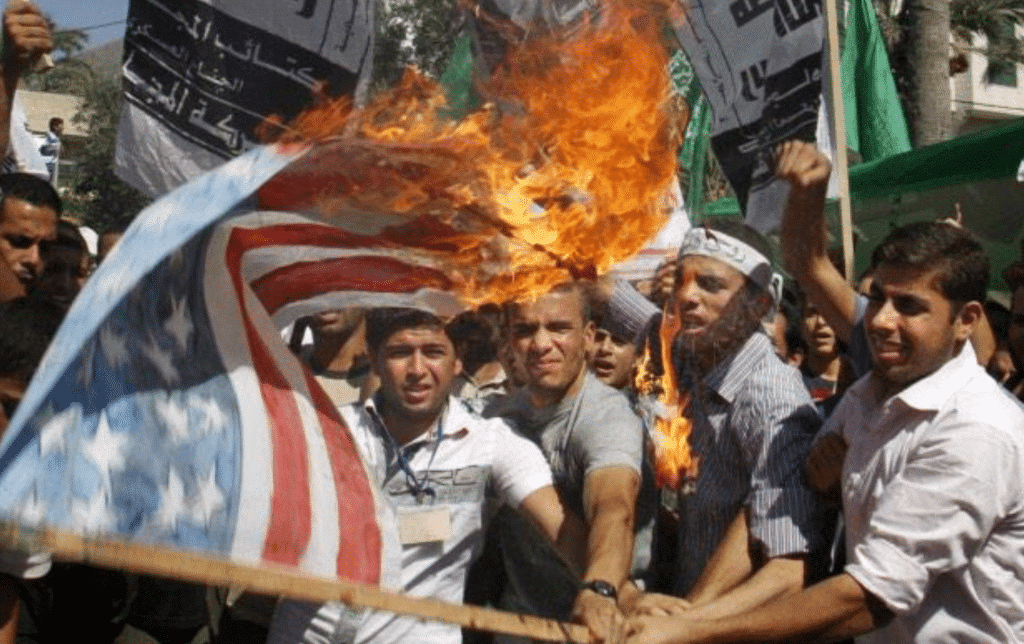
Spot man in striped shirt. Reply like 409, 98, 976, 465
629, 221, 825, 619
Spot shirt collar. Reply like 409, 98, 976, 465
701, 331, 772, 403
362, 393, 474, 446
890, 342, 981, 411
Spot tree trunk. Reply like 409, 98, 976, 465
905, 0, 952, 146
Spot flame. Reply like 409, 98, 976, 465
257, 0, 680, 306
635, 310, 699, 490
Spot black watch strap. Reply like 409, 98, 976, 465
581, 579, 618, 599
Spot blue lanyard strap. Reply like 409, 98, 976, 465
378, 406, 446, 503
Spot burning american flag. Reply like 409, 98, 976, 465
0, 0, 689, 591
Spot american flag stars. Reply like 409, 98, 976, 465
165, 296, 194, 352
37, 402, 77, 457
83, 412, 129, 488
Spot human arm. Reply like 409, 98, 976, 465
571, 465, 641, 641
776, 140, 859, 345
804, 431, 847, 498
518, 484, 588, 576
625, 571, 891, 644
0, 1, 52, 159
628, 511, 752, 617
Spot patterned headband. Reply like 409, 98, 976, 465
678, 228, 773, 291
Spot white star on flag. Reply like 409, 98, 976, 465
72, 489, 115, 532
155, 468, 187, 532
99, 322, 129, 369
38, 402, 79, 456
154, 393, 190, 443
84, 411, 128, 479
142, 333, 180, 385
191, 466, 226, 525
196, 397, 227, 436
164, 296, 194, 352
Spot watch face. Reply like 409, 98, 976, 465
585, 580, 617, 598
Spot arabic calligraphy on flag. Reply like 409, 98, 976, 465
116, 0, 374, 197
672, 0, 823, 231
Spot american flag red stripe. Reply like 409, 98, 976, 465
212, 210, 451, 581
253, 256, 453, 315
225, 228, 315, 568
303, 369, 381, 581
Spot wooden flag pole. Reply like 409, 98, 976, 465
823, 0, 856, 279
0, 523, 593, 644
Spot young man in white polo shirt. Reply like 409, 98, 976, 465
625, 156, 1024, 644
271, 307, 591, 644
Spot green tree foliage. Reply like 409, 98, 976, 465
872, 0, 1024, 145
372, 0, 462, 90
23, 19, 93, 94
950, 0, 1024, 72
72, 79, 151, 232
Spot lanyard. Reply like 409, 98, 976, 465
379, 408, 445, 504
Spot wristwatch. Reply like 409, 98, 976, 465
581, 579, 618, 599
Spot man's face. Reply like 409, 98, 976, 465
35, 245, 90, 310
672, 255, 748, 339
801, 303, 838, 359
0, 198, 57, 289
590, 328, 637, 389
865, 263, 975, 394
509, 289, 594, 406
372, 325, 461, 425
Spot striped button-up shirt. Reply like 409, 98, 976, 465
672, 331, 826, 595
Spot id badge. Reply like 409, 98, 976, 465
398, 506, 453, 545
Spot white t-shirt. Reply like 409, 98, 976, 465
823, 344, 1024, 643
270, 396, 554, 644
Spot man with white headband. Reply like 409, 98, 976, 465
627, 220, 826, 621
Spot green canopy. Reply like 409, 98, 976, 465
703, 117, 1024, 289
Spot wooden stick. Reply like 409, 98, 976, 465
0, 522, 592, 644
823, 0, 855, 280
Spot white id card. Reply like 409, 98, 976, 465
398, 506, 453, 545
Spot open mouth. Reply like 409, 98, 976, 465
593, 360, 616, 375
872, 341, 906, 363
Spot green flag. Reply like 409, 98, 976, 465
670, 51, 712, 219
438, 30, 478, 119
841, 0, 912, 161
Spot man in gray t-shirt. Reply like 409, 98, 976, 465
489, 281, 652, 641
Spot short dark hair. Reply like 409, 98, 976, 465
872, 221, 988, 307
53, 220, 88, 253
365, 307, 450, 355
0, 173, 62, 216
49, 117, 64, 131
447, 304, 501, 371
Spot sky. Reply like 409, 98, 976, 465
38, 0, 130, 50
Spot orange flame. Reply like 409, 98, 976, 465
257, 0, 680, 306
635, 310, 699, 490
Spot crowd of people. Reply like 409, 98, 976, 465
0, 3, 1022, 644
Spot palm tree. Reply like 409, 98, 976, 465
870, 0, 1024, 146
950, 0, 1024, 75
